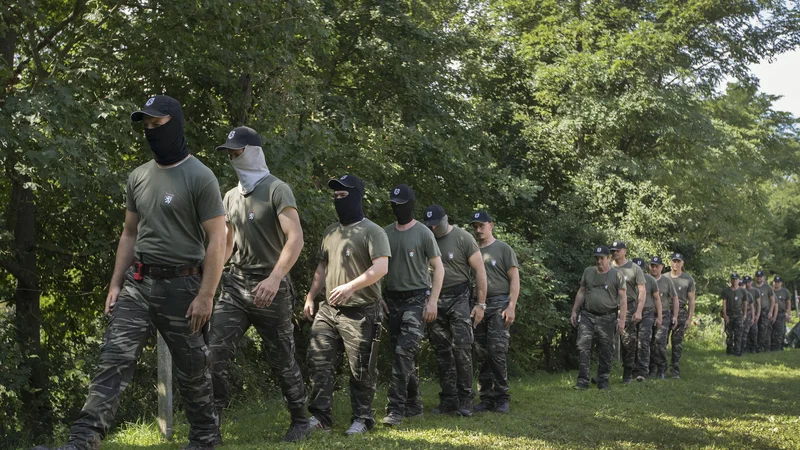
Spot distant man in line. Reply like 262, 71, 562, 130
753, 270, 775, 352
648, 256, 678, 379
424, 204, 488, 417
741, 276, 757, 354
632, 258, 660, 381
666, 253, 695, 379
721, 273, 747, 356
743, 276, 761, 353
40, 96, 227, 450
303, 175, 390, 436
208, 127, 309, 443
571, 246, 626, 390
470, 211, 519, 413
609, 241, 646, 384
380, 184, 444, 426
771, 276, 791, 351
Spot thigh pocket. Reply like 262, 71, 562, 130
185, 333, 210, 378
183, 274, 202, 297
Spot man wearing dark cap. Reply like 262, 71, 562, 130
743, 276, 761, 353
424, 204, 488, 417
470, 211, 519, 412
753, 270, 776, 352
609, 241, 646, 384
648, 256, 678, 379
721, 274, 747, 356
666, 253, 695, 378
48, 96, 226, 450
571, 246, 627, 390
208, 127, 309, 442
303, 175, 390, 436
771, 276, 791, 351
632, 258, 660, 381
380, 185, 444, 426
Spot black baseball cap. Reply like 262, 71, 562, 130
593, 246, 610, 257
424, 204, 446, 227
774, 276, 783, 282
670, 253, 684, 262
328, 174, 365, 194
609, 241, 626, 250
743, 275, 752, 282
389, 184, 415, 204
216, 126, 262, 150
730, 273, 740, 280
650, 256, 664, 265
632, 257, 645, 267
131, 95, 181, 121
470, 211, 493, 223
755, 270, 765, 277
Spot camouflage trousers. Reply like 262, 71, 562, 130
576, 310, 616, 388
725, 316, 744, 356
745, 313, 759, 353
208, 269, 307, 423
669, 307, 689, 376
474, 295, 511, 404
428, 288, 474, 409
771, 312, 786, 351
649, 309, 671, 376
69, 268, 217, 449
307, 301, 381, 427
385, 291, 426, 416
621, 307, 654, 378
758, 308, 772, 352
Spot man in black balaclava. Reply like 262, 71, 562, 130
40, 96, 227, 450
380, 185, 443, 426
303, 174, 391, 436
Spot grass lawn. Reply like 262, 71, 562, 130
90, 339, 800, 449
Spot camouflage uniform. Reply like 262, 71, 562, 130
669, 307, 689, 376
209, 269, 307, 423
725, 316, 744, 356
649, 314, 671, 376
428, 287, 474, 411
307, 302, 382, 428
758, 308, 772, 352
385, 291, 426, 416
771, 313, 786, 351
576, 310, 617, 388
473, 295, 511, 405
629, 310, 655, 378
69, 268, 217, 450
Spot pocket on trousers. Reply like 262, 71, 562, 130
186, 332, 210, 377
183, 274, 202, 297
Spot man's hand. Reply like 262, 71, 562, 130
633, 311, 643, 323
380, 299, 389, 316
684, 317, 693, 329
185, 295, 213, 333
329, 282, 355, 306
656, 316, 663, 329
423, 300, 438, 323
570, 310, 578, 328
105, 286, 121, 316
771, 315, 777, 324
303, 297, 316, 321
502, 304, 516, 328
617, 318, 625, 335
471, 305, 485, 328
786, 311, 792, 322
723, 316, 729, 325
253, 274, 281, 308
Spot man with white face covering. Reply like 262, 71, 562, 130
208, 126, 309, 443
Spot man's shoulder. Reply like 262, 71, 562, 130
129, 160, 157, 179
645, 273, 657, 283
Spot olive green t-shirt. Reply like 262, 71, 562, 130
384, 221, 441, 292
224, 175, 297, 271
722, 286, 745, 318
319, 219, 391, 308
643, 273, 659, 312
773, 287, 791, 313
655, 275, 677, 312
480, 240, 519, 297
747, 287, 761, 312
580, 266, 625, 314
125, 157, 225, 266
612, 260, 646, 306
436, 226, 480, 290
667, 272, 696, 308
754, 282, 774, 311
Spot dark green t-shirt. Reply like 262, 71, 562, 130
667, 272, 696, 308
319, 219, 391, 307
580, 266, 625, 314
224, 175, 297, 271
480, 240, 519, 297
612, 260, 646, 305
754, 282, 774, 311
747, 287, 761, 312
436, 226, 480, 290
773, 287, 791, 313
722, 286, 746, 318
643, 273, 659, 312
384, 221, 441, 292
655, 275, 677, 312
126, 157, 225, 266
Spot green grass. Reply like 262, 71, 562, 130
76, 340, 800, 449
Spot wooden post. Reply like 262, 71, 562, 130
157, 332, 173, 440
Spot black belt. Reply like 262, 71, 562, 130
133, 262, 202, 281
228, 266, 273, 277
386, 288, 429, 300
485, 294, 509, 304
441, 282, 469, 296
585, 309, 617, 316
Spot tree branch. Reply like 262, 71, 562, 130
12, 0, 87, 78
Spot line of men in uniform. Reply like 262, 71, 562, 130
571, 243, 696, 390
721, 272, 792, 356
37, 96, 520, 450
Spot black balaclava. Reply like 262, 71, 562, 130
392, 200, 415, 225
335, 188, 365, 225
145, 102, 189, 165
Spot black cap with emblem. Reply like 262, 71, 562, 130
650, 256, 664, 265
216, 126, 262, 150
328, 174, 365, 195
593, 246, 610, 257
131, 95, 181, 121
609, 241, 626, 250
424, 204, 446, 226
670, 252, 684, 262
388, 184, 415, 204
470, 210, 493, 223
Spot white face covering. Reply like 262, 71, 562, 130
231, 145, 270, 195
